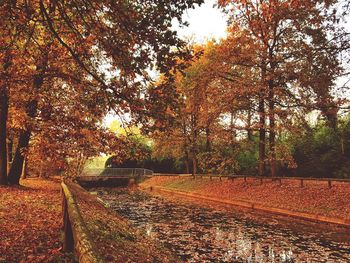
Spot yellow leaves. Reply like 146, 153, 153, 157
165, 106, 175, 117
108, 119, 123, 134
8, 107, 27, 131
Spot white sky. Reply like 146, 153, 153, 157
175, 0, 227, 43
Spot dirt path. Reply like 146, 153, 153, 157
0, 178, 73, 263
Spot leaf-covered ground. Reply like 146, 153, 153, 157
141, 176, 350, 221
0, 178, 74, 263
0, 178, 177, 263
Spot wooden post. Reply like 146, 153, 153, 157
328, 180, 332, 189
21, 157, 27, 179
279, 178, 282, 186
260, 178, 263, 185
244, 176, 247, 183
300, 179, 304, 188
61, 188, 65, 230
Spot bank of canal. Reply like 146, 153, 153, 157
95, 188, 350, 262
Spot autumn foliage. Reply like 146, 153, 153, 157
143, 0, 350, 178
0, 0, 204, 185
1, 0, 350, 261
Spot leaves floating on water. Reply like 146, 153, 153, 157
96, 189, 350, 263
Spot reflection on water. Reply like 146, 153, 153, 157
96, 189, 350, 262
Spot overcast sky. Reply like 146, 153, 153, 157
175, 0, 228, 42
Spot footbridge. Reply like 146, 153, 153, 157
76, 168, 153, 188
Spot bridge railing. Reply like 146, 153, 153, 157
81, 168, 153, 177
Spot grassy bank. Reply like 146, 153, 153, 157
140, 176, 350, 224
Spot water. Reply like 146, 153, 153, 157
95, 189, 350, 262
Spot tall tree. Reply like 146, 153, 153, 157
218, 0, 345, 176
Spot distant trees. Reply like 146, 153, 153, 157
289, 116, 350, 178
145, 0, 350, 177
217, 0, 347, 176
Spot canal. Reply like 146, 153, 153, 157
95, 188, 350, 262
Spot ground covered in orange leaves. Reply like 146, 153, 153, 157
0, 178, 74, 263
141, 176, 350, 221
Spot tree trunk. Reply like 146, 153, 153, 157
0, 52, 11, 185
258, 62, 267, 177
8, 52, 47, 185
268, 84, 276, 177
184, 146, 190, 174
247, 108, 253, 141
192, 153, 197, 177
8, 100, 38, 184
39, 159, 44, 178
192, 139, 198, 178
230, 110, 235, 146
268, 47, 277, 177
8, 130, 31, 184
0, 89, 8, 185
258, 97, 266, 177
184, 156, 190, 174
7, 137, 13, 172
191, 115, 198, 178
322, 102, 338, 130
21, 156, 28, 179
205, 126, 211, 152
181, 121, 190, 174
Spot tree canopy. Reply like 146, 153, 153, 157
1, 0, 350, 184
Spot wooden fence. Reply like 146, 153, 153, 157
153, 174, 350, 189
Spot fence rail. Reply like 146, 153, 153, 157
153, 174, 350, 188
61, 182, 103, 262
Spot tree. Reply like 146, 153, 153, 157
0, 1, 31, 184
218, 0, 346, 176
0, 0, 205, 185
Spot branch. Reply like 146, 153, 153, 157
39, 0, 107, 89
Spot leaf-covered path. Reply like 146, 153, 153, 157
0, 178, 73, 263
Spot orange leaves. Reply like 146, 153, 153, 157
0, 178, 74, 262
142, 176, 350, 220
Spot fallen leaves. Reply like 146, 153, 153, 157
141, 176, 350, 220
0, 177, 74, 263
